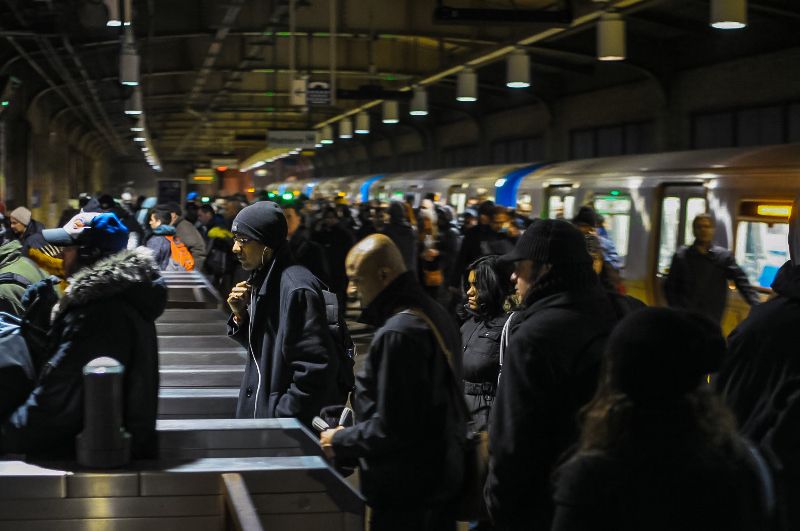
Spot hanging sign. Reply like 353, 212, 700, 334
267, 130, 317, 149
290, 78, 307, 106
307, 81, 331, 106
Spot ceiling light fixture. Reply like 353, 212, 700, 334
382, 100, 399, 123
409, 86, 428, 116
355, 111, 370, 134
456, 68, 477, 102
119, 28, 139, 86
124, 88, 143, 115
104, 0, 121, 27
320, 125, 334, 144
506, 48, 530, 88
339, 117, 353, 138
711, 0, 747, 29
130, 116, 145, 132
597, 11, 626, 61
122, 0, 132, 26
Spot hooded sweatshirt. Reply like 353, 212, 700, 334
145, 224, 178, 270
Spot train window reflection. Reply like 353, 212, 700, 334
735, 221, 789, 288
658, 197, 681, 274
594, 195, 632, 264
684, 197, 708, 244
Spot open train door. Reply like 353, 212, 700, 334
544, 184, 576, 220
653, 183, 707, 306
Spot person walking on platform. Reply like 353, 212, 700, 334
0, 211, 165, 460
164, 202, 207, 271
552, 308, 773, 531
717, 204, 800, 531
226, 202, 347, 425
380, 200, 417, 275
319, 234, 465, 531
460, 255, 512, 433
664, 213, 760, 323
450, 201, 498, 290
312, 206, 356, 305
282, 198, 330, 288
145, 207, 185, 271
484, 219, 617, 531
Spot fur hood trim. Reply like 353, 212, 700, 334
55, 247, 159, 316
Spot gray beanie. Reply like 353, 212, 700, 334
231, 201, 287, 249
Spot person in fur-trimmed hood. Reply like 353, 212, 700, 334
0, 211, 166, 460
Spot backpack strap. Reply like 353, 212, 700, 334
0, 272, 32, 289
322, 289, 339, 327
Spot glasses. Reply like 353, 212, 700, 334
233, 236, 252, 246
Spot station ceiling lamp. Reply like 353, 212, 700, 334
339, 117, 353, 139
130, 115, 145, 132
119, 28, 139, 86
103, 0, 121, 27
457, 68, 477, 102
597, 11, 625, 61
382, 100, 399, 124
314, 131, 323, 148
124, 88, 143, 115
711, 0, 747, 29
320, 125, 334, 144
506, 49, 530, 88
355, 111, 370, 134
409, 86, 428, 116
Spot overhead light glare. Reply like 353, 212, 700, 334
320, 125, 334, 144
133, 136, 145, 142
104, 0, 121, 26
597, 12, 626, 61
506, 48, 530, 88
711, 0, 747, 29
457, 68, 477, 102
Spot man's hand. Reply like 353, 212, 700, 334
320, 426, 345, 459
227, 281, 251, 320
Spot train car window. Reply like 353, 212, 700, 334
658, 197, 682, 275
594, 194, 632, 264
548, 195, 575, 219
684, 197, 708, 244
450, 192, 467, 213
736, 221, 789, 288
517, 193, 533, 217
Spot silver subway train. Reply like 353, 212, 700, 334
274, 143, 800, 333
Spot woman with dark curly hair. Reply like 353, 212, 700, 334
459, 255, 513, 432
552, 307, 773, 531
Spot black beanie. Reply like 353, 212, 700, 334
607, 307, 725, 404
499, 218, 592, 266
231, 201, 287, 249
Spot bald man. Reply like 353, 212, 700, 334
319, 234, 464, 531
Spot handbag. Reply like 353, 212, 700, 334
402, 308, 489, 522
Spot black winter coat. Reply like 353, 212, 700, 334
718, 260, 800, 530
551, 436, 771, 531
289, 226, 330, 288
0, 248, 165, 459
331, 272, 464, 509
485, 284, 616, 531
664, 244, 760, 323
461, 313, 509, 432
381, 202, 418, 275
227, 244, 345, 425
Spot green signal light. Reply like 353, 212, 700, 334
265, 91, 274, 96
266, 107, 275, 112
383, 75, 396, 81
282, 193, 293, 200
1, 101, 8, 107
267, 192, 276, 198
610, 190, 620, 196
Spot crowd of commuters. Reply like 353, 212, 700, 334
0, 187, 796, 531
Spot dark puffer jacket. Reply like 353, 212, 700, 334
718, 260, 800, 530
485, 283, 617, 531
460, 313, 509, 431
227, 244, 345, 425
0, 247, 166, 459
331, 272, 464, 510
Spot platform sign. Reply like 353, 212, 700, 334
267, 130, 316, 149
190, 168, 216, 184
307, 81, 331, 106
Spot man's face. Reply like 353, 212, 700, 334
149, 213, 161, 230
346, 252, 383, 307
232, 234, 269, 271
511, 259, 534, 301
492, 213, 512, 234
284, 207, 301, 238
170, 212, 179, 226
693, 218, 715, 245
9, 217, 25, 235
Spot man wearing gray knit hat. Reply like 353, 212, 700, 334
485, 218, 621, 530
226, 201, 352, 424
9, 206, 45, 256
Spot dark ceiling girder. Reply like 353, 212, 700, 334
433, 4, 572, 25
